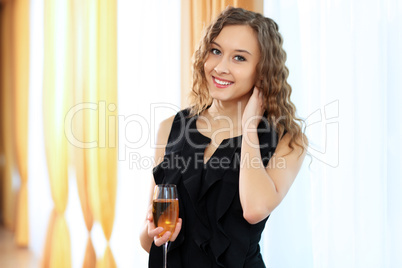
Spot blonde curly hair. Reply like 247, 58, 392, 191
189, 6, 306, 152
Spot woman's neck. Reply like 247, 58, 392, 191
208, 101, 243, 119
208, 94, 250, 120
203, 94, 251, 132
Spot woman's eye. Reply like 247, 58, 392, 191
234, 55, 246, 62
211, 48, 221, 55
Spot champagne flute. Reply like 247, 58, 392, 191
152, 184, 179, 268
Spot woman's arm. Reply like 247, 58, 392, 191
239, 88, 306, 224
139, 115, 182, 252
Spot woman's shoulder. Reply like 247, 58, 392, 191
156, 116, 175, 144
153, 115, 175, 167
157, 108, 191, 135
155, 108, 193, 149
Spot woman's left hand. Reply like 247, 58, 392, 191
242, 87, 265, 131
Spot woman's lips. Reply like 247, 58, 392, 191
212, 76, 234, 88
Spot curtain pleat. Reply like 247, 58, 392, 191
68, 0, 96, 268
86, 0, 101, 224
41, 209, 57, 268
42, 0, 72, 266
70, 0, 118, 266
12, 0, 30, 247
49, 213, 71, 267
180, 0, 264, 107
0, 0, 16, 232
83, 237, 97, 268
97, 0, 118, 242
96, 246, 117, 268
96, 1, 118, 265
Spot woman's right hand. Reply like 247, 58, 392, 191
146, 205, 182, 247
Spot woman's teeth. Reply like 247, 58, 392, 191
214, 78, 233, 85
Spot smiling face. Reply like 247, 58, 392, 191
203, 25, 261, 104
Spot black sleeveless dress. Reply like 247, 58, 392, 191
149, 109, 279, 268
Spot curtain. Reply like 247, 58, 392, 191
12, 0, 30, 247
69, 1, 118, 267
85, 0, 118, 266
10, 0, 180, 266
260, 0, 402, 267
180, 0, 263, 107
42, 0, 72, 266
70, 0, 96, 266
0, 0, 30, 247
0, 0, 16, 232
41, 0, 118, 267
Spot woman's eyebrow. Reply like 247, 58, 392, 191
211, 41, 252, 55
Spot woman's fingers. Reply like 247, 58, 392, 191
153, 231, 171, 247
147, 209, 164, 237
253, 87, 263, 108
242, 87, 264, 130
148, 218, 182, 246
148, 226, 164, 237
146, 203, 182, 246
170, 218, 182, 242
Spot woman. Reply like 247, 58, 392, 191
140, 6, 307, 268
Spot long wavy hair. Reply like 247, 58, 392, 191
189, 6, 306, 152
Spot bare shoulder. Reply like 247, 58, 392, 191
154, 115, 175, 166
275, 132, 307, 159
156, 115, 175, 145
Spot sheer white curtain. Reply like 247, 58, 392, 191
261, 0, 402, 267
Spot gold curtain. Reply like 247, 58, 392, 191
0, 0, 16, 232
12, 0, 30, 247
180, 0, 263, 107
42, 0, 118, 266
0, 0, 118, 265
71, 0, 96, 266
42, 0, 72, 267
70, 0, 118, 267
94, 1, 118, 266
0, 0, 30, 248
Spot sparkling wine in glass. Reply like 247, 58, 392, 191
152, 184, 179, 268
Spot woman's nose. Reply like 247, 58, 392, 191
214, 58, 229, 75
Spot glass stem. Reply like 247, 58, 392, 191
163, 242, 168, 268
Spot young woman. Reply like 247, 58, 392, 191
140, 6, 307, 268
